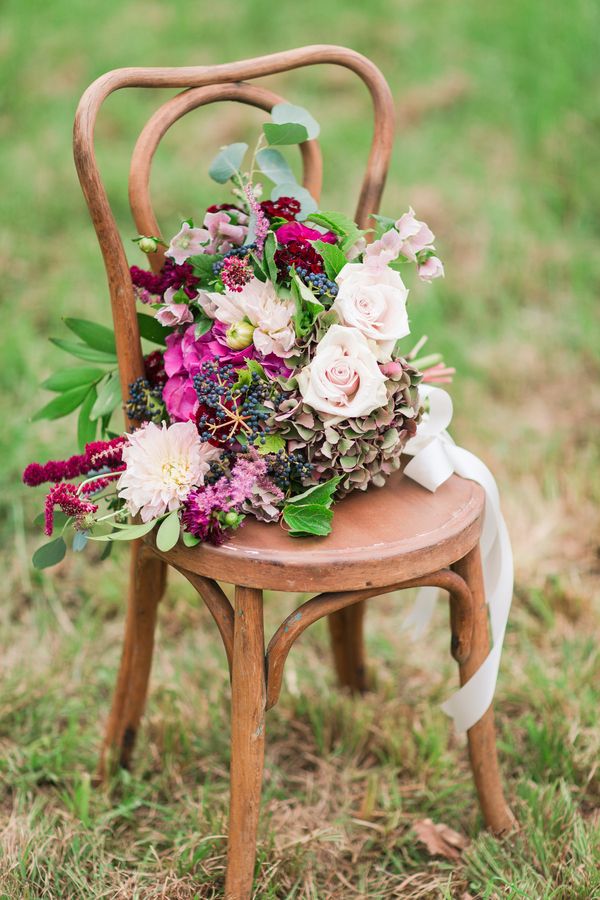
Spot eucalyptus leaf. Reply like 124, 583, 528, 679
42, 367, 104, 392
208, 142, 248, 183
72, 530, 89, 552
271, 102, 320, 140
255, 148, 296, 185
64, 318, 116, 354
155, 510, 181, 552
32, 385, 90, 422
263, 122, 309, 146
271, 182, 317, 220
90, 371, 121, 421
182, 530, 201, 548
77, 386, 98, 450
50, 338, 118, 364
90, 520, 158, 542
32, 537, 67, 569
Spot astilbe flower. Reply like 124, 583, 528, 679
244, 184, 269, 256
44, 483, 98, 536
23, 437, 126, 487
181, 455, 282, 543
274, 358, 422, 496
260, 196, 301, 222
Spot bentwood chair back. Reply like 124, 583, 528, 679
73, 46, 514, 899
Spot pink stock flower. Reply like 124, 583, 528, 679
275, 221, 336, 244
203, 211, 248, 254
155, 288, 195, 326
395, 207, 435, 262
166, 222, 210, 265
364, 227, 403, 269
417, 254, 445, 282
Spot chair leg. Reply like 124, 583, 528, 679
452, 545, 516, 834
225, 586, 266, 900
96, 540, 166, 782
327, 600, 368, 692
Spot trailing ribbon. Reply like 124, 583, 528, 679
403, 384, 513, 733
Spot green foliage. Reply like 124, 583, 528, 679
49, 338, 118, 364
32, 537, 67, 569
255, 148, 296, 185
32, 385, 91, 421
41, 367, 104, 392
89, 370, 121, 420
64, 318, 117, 355
312, 240, 347, 280
208, 142, 248, 183
77, 386, 98, 450
271, 102, 320, 140
137, 312, 169, 346
282, 475, 341, 536
271, 182, 317, 220
155, 510, 180, 552
263, 122, 309, 146
291, 273, 324, 338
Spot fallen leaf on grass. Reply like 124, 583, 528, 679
413, 818, 470, 860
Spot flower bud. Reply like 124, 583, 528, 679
225, 320, 255, 350
223, 510, 244, 527
138, 236, 159, 254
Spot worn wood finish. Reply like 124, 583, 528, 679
129, 83, 323, 273
73, 47, 514, 896
226, 587, 266, 899
328, 601, 368, 692
174, 568, 235, 673
97, 541, 166, 781
452, 545, 516, 834
147, 469, 485, 592
265, 568, 473, 711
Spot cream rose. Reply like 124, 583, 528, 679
296, 324, 388, 421
332, 263, 410, 361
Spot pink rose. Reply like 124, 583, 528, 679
276, 221, 337, 244
155, 301, 194, 327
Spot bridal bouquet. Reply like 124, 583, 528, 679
24, 104, 451, 568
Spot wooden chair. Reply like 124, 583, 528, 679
73, 45, 515, 898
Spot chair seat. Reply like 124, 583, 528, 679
148, 463, 485, 592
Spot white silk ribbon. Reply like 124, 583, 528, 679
402, 384, 513, 733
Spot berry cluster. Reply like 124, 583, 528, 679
265, 449, 313, 493
193, 361, 278, 450
299, 271, 339, 306
274, 239, 324, 280
212, 244, 256, 277
260, 196, 301, 222
126, 377, 167, 425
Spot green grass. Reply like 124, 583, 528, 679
1, 0, 600, 896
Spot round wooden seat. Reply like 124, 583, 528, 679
149, 467, 485, 592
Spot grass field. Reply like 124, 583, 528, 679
1, 0, 600, 896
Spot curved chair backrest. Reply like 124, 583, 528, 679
73, 45, 395, 415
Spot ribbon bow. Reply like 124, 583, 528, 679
402, 385, 514, 733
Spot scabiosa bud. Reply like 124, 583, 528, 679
225, 321, 256, 350
137, 236, 159, 254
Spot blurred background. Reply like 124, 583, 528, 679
1, 1, 599, 897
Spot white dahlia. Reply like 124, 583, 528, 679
117, 421, 218, 522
